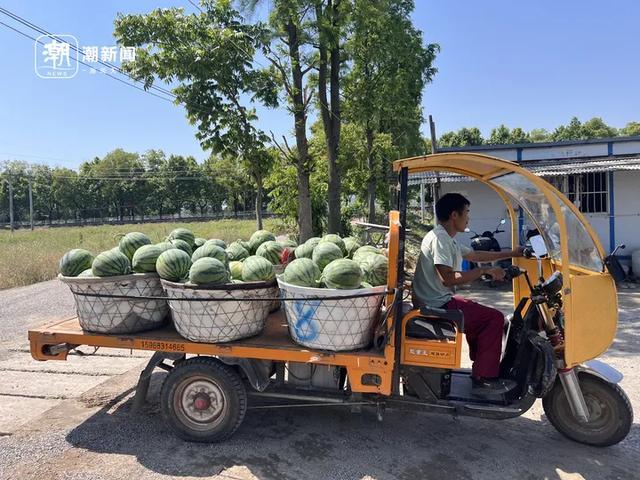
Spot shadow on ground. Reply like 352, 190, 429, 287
64, 372, 639, 480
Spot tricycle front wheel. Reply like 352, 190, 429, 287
160, 357, 247, 443
542, 372, 633, 447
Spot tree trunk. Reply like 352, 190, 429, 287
286, 18, 313, 241
255, 172, 263, 231
366, 126, 376, 223
317, 0, 342, 234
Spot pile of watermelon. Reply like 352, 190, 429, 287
283, 234, 388, 290
58, 227, 295, 287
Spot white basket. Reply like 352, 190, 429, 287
277, 278, 386, 351
59, 273, 169, 334
162, 280, 278, 343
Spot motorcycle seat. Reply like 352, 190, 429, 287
404, 306, 464, 341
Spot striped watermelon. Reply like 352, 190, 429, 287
189, 257, 229, 285
359, 253, 388, 286
321, 259, 363, 289
156, 249, 192, 282
249, 230, 276, 254
155, 241, 176, 252
192, 243, 228, 265
312, 242, 343, 271
206, 238, 227, 249
352, 245, 381, 264
238, 240, 251, 252
294, 242, 314, 259
321, 234, 346, 255
118, 232, 151, 261
361, 281, 373, 289
169, 238, 192, 255
256, 240, 284, 265
132, 244, 163, 273
59, 249, 94, 277
279, 238, 298, 248
194, 237, 207, 248
168, 228, 195, 248
343, 237, 362, 259
226, 242, 249, 261
229, 261, 244, 280
305, 237, 322, 248
283, 258, 320, 288
242, 255, 276, 282
78, 268, 95, 277
92, 250, 132, 277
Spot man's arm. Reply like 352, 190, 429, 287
435, 264, 505, 287
464, 247, 524, 263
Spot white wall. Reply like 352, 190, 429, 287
613, 170, 640, 254
614, 140, 640, 156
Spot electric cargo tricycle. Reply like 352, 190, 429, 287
29, 153, 633, 446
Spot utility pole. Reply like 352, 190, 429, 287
429, 115, 440, 223
28, 173, 34, 230
8, 177, 14, 233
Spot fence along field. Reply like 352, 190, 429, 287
0, 218, 282, 290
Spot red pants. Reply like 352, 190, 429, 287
443, 295, 504, 378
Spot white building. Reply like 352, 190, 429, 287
409, 136, 640, 266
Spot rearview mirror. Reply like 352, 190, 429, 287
530, 235, 548, 257
499, 218, 506, 225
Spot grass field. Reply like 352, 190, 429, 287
0, 218, 286, 290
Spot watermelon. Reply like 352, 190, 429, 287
294, 242, 314, 259
361, 281, 373, 289
206, 238, 227, 249
321, 234, 346, 255
192, 243, 228, 265
256, 240, 284, 265
352, 245, 381, 264
231, 279, 244, 284
59, 249, 94, 277
189, 257, 229, 285
359, 253, 388, 286
155, 241, 176, 252
132, 244, 163, 273
249, 230, 276, 254
169, 238, 192, 255
229, 261, 244, 280
77, 268, 94, 278
194, 237, 207, 248
305, 237, 322, 250
283, 258, 321, 288
321, 259, 363, 289
156, 249, 192, 282
312, 242, 343, 271
343, 237, 362, 259
242, 255, 276, 282
238, 240, 251, 252
226, 242, 250, 261
279, 238, 298, 248
118, 232, 151, 261
92, 250, 132, 277
168, 228, 195, 248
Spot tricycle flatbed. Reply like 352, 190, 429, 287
29, 310, 385, 366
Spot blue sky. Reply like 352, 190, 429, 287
0, 0, 639, 169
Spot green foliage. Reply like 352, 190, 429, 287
621, 122, 640, 136
438, 127, 484, 148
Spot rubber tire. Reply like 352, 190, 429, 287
160, 357, 247, 443
542, 372, 633, 447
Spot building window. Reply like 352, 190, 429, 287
546, 172, 609, 214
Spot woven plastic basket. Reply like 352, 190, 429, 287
59, 273, 169, 334
277, 278, 386, 351
161, 279, 278, 343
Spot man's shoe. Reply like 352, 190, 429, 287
471, 376, 517, 396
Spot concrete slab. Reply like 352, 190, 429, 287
0, 396, 59, 434
0, 370, 108, 399
0, 353, 148, 377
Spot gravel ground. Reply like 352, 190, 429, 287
0, 285, 639, 480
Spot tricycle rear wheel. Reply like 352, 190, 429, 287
542, 372, 633, 447
160, 357, 247, 442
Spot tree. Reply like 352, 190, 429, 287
488, 124, 510, 145
509, 127, 530, 144
621, 121, 640, 137
438, 127, 484, 147
582, 117, 617, 138
551, 116, 585, 141
114, 1, 279, 229
203, 154, 252, 218
529, 128, 551, 143
344, 0, 438, 222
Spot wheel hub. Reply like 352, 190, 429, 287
180, 379, 225, 424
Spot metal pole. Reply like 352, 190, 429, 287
429, 115, 440, 223
420, 182, 425, 222
8, 177, 14, 233
28, 174, 34, 230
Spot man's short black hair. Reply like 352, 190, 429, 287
435, 193, 470, 222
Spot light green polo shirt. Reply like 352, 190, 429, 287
412, 224, 472, 308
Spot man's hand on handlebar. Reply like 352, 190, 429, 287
484, 266, 506, 281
